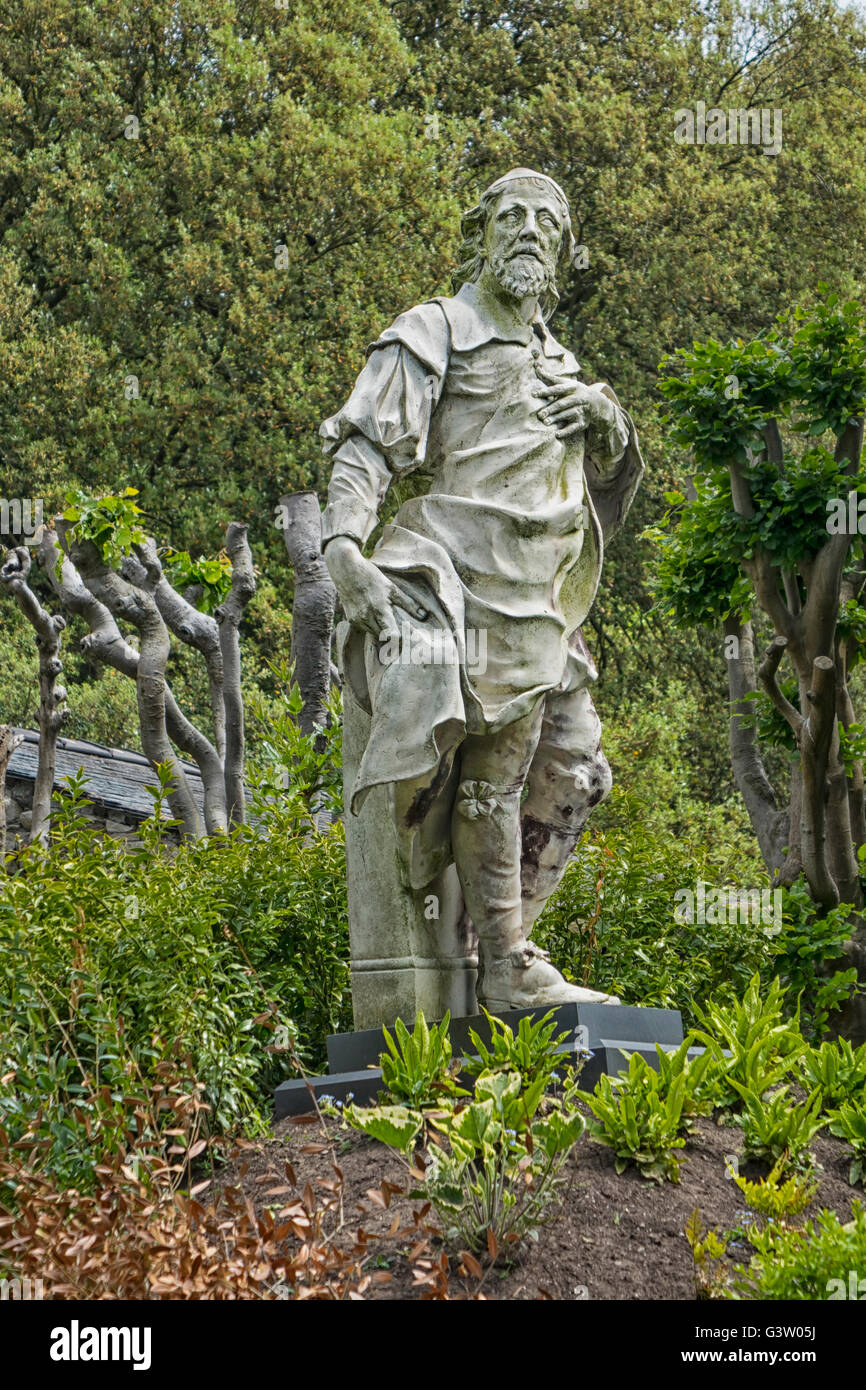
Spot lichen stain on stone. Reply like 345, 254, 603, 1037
403, 755, 452, 828
521, 815, 553, 872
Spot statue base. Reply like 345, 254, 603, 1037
274, 1001, 698, 1119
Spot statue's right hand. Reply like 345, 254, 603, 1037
324, 537, 426, 643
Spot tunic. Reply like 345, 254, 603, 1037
320, 280, 643, 880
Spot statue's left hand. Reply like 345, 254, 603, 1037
535, 368, 616, 440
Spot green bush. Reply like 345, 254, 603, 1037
726, 1203, 866, 1300
0, 752, 350, 1188
534, 800, 778, 1019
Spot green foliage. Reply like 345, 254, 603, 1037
246, 661, 344, 828
61, 487, 147, 568
162, 549, 233, 615
462, 1009, 570, 1091
826, 1102, 866, 1187
342, 1019, 588, 1259
685, 1209, 728, 1300
0, 752, 350, 1188
726, 1203, 866, 1301
535, 801, 774, 1022
733, 1084, 825, 1173
337, 1104, 423, 1157
653, 1037, 722, 1135
732, 1159, 818, 1222
580, 1052, 688, 1183
419, 1070, 585, 1257
770, 884, 861, 1041
800, 1039, 866, 1109
691, 975, 805, 1114
378, 1011, 465, 1109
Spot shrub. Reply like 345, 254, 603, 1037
534, 800, 777, 1019
0, 752, 350, 1189
726, 1203, 866, 1300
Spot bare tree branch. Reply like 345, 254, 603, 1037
0, 544, 69, 843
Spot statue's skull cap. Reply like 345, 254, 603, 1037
482, 168, 570, 213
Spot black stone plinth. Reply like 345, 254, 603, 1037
274, 1001, 691, 1120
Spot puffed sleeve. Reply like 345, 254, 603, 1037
583, 384, 645, 541
320, 302, 450, 546
584, 382, 630, 474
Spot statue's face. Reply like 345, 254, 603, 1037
482, 182, 564, 300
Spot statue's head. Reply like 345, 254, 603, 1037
454, 168, 577, 320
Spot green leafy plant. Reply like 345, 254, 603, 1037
420, 1069, 585, 1257
685, 1208, 728, 1299
378, 1011, 466, 1108
827, 1102, 866, 1187
771, 883, 861, 1040
341, 1060, 585, 1261
731, 1157, 818, 1221
691, 974, 805, 1113
61, 487, 147, 568
801, 1038, 866, 1109
580, 1051, 688, 1183
733, 1083, 825, 1172
463, 1009, 571, 1090
653, 1036, 723, 1133
162, 549, 233, 615
725, 1202, 866, 1300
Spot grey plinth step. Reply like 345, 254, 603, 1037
274, 1001, 689, 1120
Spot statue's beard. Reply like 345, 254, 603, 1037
490, 250, 552, 301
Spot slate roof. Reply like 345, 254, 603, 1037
7, 729, 205, 821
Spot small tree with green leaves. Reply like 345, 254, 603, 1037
653, 293, 866, 1039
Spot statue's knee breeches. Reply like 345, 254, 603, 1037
521, 684, 612, 834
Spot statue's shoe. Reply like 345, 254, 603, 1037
477, 941, 620, 1011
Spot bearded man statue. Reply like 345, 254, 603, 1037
320, 169, 643, 1014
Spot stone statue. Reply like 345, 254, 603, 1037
321, 168, 643, 1020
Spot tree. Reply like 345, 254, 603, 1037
653, 292, 866, 1037
15, 490, 258, 840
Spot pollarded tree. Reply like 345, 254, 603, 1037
653, 292, 866, 1038
31, 490, 256, 839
